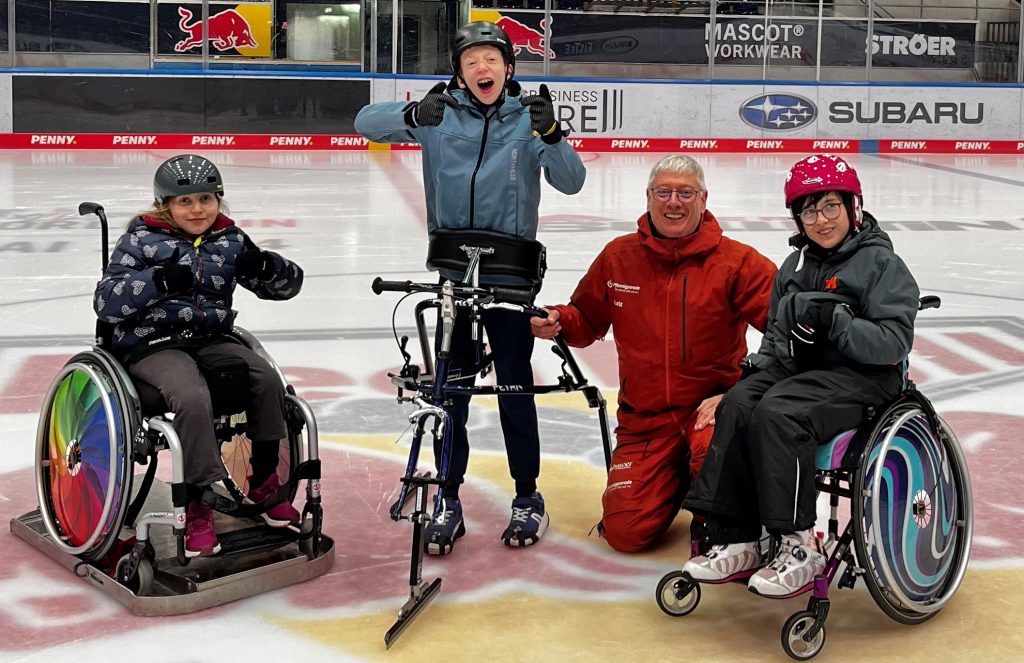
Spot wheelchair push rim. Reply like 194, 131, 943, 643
853, 402, 973, 621
35, 356, 134, 559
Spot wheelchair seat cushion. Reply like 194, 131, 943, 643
426, 229, 546, 286
816, 429, 857, 470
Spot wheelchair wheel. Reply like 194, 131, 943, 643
35, 352, 136, 560
219, 400, 302, 504
655, 570, 701, 617
781, 611, 826, 660
852, 397, 973, 624
116, 554, 154, 596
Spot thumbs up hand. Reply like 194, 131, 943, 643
405, 82, 459, 128
155, 247, 193, 295
521, 84, 562, 144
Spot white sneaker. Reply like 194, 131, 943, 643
748, 529, 825, 597
681, 541, 761, 581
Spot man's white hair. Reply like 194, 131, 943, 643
647, 154, 707, 190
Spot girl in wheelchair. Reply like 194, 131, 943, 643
681, 154, 920, 596
93, 154, 304, 557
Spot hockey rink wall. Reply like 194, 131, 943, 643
1, 71, 1023, 153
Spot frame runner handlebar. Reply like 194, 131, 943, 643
371, 276, 544, 314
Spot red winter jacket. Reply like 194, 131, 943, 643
553, 211, 776, 432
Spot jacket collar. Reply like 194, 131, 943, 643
636, 210, 723, 264
140, 212, 235, 236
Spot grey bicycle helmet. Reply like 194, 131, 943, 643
154, 154, 224, 202
450, 22, 515, 74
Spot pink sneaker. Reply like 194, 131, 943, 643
185, 501, 221, 558
248, 474, 301, 528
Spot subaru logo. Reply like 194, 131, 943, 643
739, 94, 817, 131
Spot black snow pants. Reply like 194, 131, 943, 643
683, 363, 902, 543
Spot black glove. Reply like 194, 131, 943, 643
236, 248, 275, 281
404, 82, 458, 128
788, 302, 836, 368
738, 358, 760, 381
155, 248, 193, 295
520, 84, 562, 144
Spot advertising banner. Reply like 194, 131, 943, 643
157, 3, 272, 57
6, 75, 1023, 152
395, 79, 1022, 141
4, 133, 1023, 153
470, 9, 708, 65
708, 19, 818, 66
394, 78, 711, 138
821, 20, 976, 68
708, 85, 1021, 139
470, 9, 976, 70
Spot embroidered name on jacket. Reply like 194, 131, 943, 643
607, 280, 641, 294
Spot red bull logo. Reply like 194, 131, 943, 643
495, 16, 555, 60
175, 7, 259, 53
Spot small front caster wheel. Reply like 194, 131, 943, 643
781, 610, 826, 660
116, 555, 154, 596
655, 570, 701, 617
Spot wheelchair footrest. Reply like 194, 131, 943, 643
215, 525, 298, 556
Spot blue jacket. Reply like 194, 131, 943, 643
94, 214, 303, 353
354, 85, 586, 240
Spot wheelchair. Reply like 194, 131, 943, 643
371, 228, 612, 648
655, 296, 973, 660
10, 203, 333, 615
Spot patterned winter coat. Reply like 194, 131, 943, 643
94, 213, 303, 354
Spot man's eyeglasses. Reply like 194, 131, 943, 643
650, 188, 701, 203
799, 202, 843, 225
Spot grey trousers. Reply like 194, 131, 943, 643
128, 341, 287, 486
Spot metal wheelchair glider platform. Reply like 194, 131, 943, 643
11, 479, 335, 616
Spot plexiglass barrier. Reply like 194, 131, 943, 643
1, 0, 1020, 82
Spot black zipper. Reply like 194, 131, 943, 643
468, 107, 493, 228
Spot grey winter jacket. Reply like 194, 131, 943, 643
749, 213, 919, 375
354, 85, 586, 240
94, 214, 302, 353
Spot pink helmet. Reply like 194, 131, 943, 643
784, 154, 862, 206
785, 154, 863, 230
